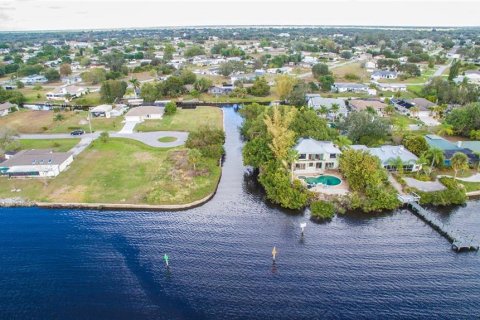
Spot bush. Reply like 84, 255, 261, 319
164, 102, 177, 115
416, 177, 466, 206
100, 131, 109, 143
310, 201, 335, 220
185, 126, 225, 159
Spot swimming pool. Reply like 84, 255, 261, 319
301, 175, 342, 186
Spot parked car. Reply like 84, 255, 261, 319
70, 130, 85, 136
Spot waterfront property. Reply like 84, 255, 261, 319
0, 149, 73, 178
305, 94, 348, 118
351, 145, 421, 172
293, 138, 342, 174
0, 101, 16, 117
425, 134, 479, 166
125, 106, 165, 122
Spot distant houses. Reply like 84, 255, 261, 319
19, 75, 48, 85
46, 85, 88, 101
293, 138, 342, 174
371, 70, 398, 81
0, 149, 73, 178
331, 82, 376, 95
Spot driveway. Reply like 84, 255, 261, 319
119, 121, 140, 134
111, 131, 188, 148
403, 177, 446, 192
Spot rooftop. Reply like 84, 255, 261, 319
1, 149, 73, 167
295, 138, 341, 155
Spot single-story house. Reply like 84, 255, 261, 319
351, 145, 421, 172
376, 83, 407, 92
0, 149, 73, 178
458, 141, 480, 154
90, 104, 113, 118
306, 94, 348, 118
0, 102, 16, 117
46, 85, 88, 100
125, 106, 165, 122
154, 100, 172, 107
331, 83, 371, 94
371, 70, 398, 80
19, 75, 48, 85
425, 134, 479, 166
293, 138, 342, 174
464, 70, 480, 83
208, 84, 234, 95
348, 99, 388, 115
391, 98, 415, 114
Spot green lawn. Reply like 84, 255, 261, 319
0, 138, 221, 205
136, 106, 223, 132
158, 136, 178, 142
8, 139, 80, 152
0, 109, 123, 133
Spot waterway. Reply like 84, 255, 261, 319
0, 107, 479, 319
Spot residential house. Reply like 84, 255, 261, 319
0, 149, 73, 178
90, 104, 113, 118
365, 61, 376, 72
19, 75, 48, 85
371, 70, 398, 81
0, 102, 16, 117
306, 94, 348, 119
376, 83, 407, 92
208, 84, 234, 95
125, 106, 165, 122
348, 99, 388, 115
391, 98, 415, 114
351, 145, 421, 172
464, 70, 480, 83
331, 83, 372, 94
425, 134, 479, 166
293, 138, 342, 174
46, 85, 88, 100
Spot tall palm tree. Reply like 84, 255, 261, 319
331, 103, 340, 121
423, 147, 445, 175
451, 152, 469, 179
334, 135, 352, 150
388, 156, 405, 175
384, 104, 395, 116
318, 105, 329, 118
129, 78, 141, 98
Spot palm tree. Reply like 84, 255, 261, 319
384, 104, 395, 116
410, 106, 420, 117
283, 149, 298, 183
393, 117, 409, 137
318, 105, 329, 118
334, 135, 352, 150
330, 103, 340, 121
388, 156, 405, 175
129, 78, 141, 98
436, 122, 454, 136
423, 147, 445, 175
451, 152, 469, 179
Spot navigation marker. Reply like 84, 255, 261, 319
300, 222, 307, 236
163, 254, 169, 267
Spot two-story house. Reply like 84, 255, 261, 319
293, 138, 342, 174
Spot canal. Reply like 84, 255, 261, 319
0, 107, 479, 319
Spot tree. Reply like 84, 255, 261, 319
384, 104, 395, 115
179, 69, 196, 85
183, 45, 205, 58
448, 59, 461, 81
140, 82, 160, 102
410, 106, 420, 117
312, 63, 330, 80
275, 74, 296, 101
286, 83, 308, 107
436, 123, 454, 136
393, 117, 409, 138
218, 61, 245, 77
101, 51, 125, 72
340, 51, 353, 59
330, 103, 340, 120
54, 113, 65, 121
99, 131, 109, 143
291, 108, 334, 141
188, 148, 202, 171
319, 75, 335, 92
193, 78, 212, 93
423, 147, 445, 174
160, 76, 185, 97
402, 135, 429, 156
185, 126, 225, 159
334, 135, 352, 150
339, 111, 390, 146
0, 127, 19, 154
263, 106, 297, 162
59, 63, 72, 77
248, 77, 270, 97
129, 78, 140, 98
451, 152, 469, 179
388, 156, 405, 175
163, 43, 175, 62
44, 68, 60, 82
445, 103, 480, 136
318, 105, 329, 118
164, 101, 177, 115
81, 68, 106, 84
100, 80, 127, 103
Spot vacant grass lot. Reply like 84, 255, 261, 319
7, 139, 80, 152
136, 106, 223, 132
0, 110, 123, 133
332, 62, 370, 82
0, 138, 221, 205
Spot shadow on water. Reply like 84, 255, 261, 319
110, 234, 206, 320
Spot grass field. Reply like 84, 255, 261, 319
136, 106, 223, 132
332, 62, 369, 82
459, 180, 480, 192
7, 139, 80, 152
379, 68, 435, 84
0, 109, 123, 133
0, 138, 221, 205
158, 136, 177, 142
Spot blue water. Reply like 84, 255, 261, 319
303, 175, 342, 186
1, 107, 479, 319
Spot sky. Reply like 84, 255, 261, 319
0, 0, 479, 31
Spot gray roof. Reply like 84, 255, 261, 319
372, 70, 397, 77
306, 96, 347, 110
0, 101, 15, 111
125, 106, 165, 117
333, 82, 368, 89
295, 138, 341, 155
1, 149, 72, 167
408, 98, 436, 110
351, 145, 418, 165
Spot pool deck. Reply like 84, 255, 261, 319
296, 171, 350, 196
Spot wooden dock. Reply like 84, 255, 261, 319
398, 194, 479, 252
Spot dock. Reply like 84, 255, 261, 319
398, 193, 479, 252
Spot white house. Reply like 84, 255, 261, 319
0, 102, 16, 117
293, 138, 342, 174
351, 145, 421, 172
371, 70, 398, 80
90, 104, 113, 118
125, 106, 164, 122
20, 75, 48, 85
208, 84, 234, 95
331, 83, 370, 94
0, 149, 73, 178
376, 83, 407, 92
46, 85, 88, 100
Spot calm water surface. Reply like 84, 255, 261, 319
1, 107, 479, 319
